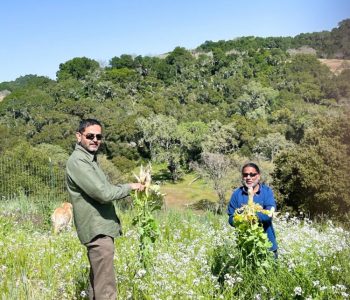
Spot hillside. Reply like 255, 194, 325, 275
319, 59, 350, 75
0, 90, 10, 102
0, 19, 349, 219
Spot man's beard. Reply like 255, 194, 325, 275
242, 179, 259, 189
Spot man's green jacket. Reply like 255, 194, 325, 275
66, 144, 131, 244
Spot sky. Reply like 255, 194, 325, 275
1, 0, 349, 83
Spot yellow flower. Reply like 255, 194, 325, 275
234, 187, 273, 225
234, 214, 244, 223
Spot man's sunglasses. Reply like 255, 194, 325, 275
242, 173, 258, 178
82, 133, 103, 141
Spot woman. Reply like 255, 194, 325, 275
227, 162, 278, 256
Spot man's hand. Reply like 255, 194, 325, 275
129, 182, 145, 191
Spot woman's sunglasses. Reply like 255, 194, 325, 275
242, 173, 258, 178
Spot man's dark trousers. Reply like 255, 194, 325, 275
86, 235, 116, 300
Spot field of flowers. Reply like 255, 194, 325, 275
0, 202, 349, 300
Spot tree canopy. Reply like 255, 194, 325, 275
1, 19, 350, 218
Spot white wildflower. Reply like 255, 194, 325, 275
294, 286, 302, 296
193, 278, 201, 286
335, 284, 347, 291
136, 269, 147, 278
312, 280, 320, 287
331, 265, 341, 272
224, 273, 236, 287
80, 291, 87, 298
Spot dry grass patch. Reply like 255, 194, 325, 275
319, 58, 350, 75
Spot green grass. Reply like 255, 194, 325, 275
144, 164, 231, 210
162, 173, 218, 205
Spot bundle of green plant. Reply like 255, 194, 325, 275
233, 187, 275, 268
132, 164, 164, 267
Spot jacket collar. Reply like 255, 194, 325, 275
75, 143, 98, 162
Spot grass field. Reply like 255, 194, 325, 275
0, 201, 349, 299
1, 165, 349, 299
162, 173, 218, 209
149, 164, 232, 211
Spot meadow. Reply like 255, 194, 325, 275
1, 18, 350, 299
0, 195, 349, 300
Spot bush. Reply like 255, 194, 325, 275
111, 155, 137, 176
0, 142, 67, 203
273, 115, 350, 219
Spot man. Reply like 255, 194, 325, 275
227, 162, 278, 256
66, 118, 144, 300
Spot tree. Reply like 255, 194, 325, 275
273, 115, 350, 218
237, 81, 278, 119
336, 69, 350, 100
109, 54, 136, 69
56, 57, 100, 81
0, 74, 55, 91
284, 54, 334, 104
0, 142, 66, 200
165, 47, 194, 77
153, 59, 176, 84
253, 132, 294, 161
211, 48, 229, 74
202, 121, 239, 154
136, 115, 182, 181
191, 152, 233, 214
331, 19, 350, 58
231, 115, 270, 157
177, 121, 208, 162
0, 124, 21, 154
105, 68, 139, 84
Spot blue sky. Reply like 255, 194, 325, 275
0, 0, 349, 82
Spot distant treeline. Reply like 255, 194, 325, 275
197, 19, 350, 59
0, 19, 349, 219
